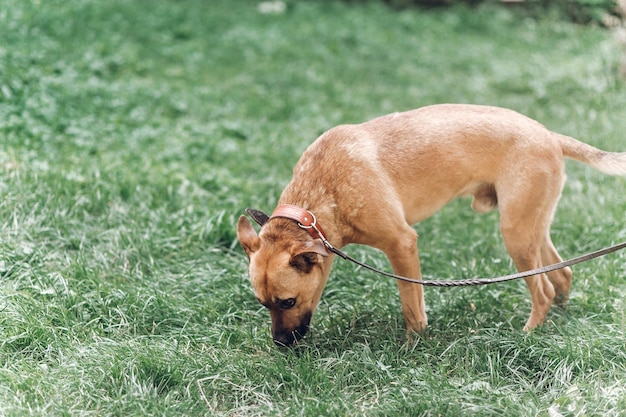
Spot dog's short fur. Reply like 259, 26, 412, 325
237, 104, 626, 346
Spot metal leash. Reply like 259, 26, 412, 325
307, 219, 626, 287
324, 241, 626, 287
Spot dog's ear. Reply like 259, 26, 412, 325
245, 208, 269, 226
237, 215, 260, 257
289, 240, 329, 273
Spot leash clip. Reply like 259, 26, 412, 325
296, 210, 316, 230
298, 211, 336, 251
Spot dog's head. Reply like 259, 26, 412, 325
237, 209, 331, 346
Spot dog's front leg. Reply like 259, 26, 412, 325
397, 280, 428, 336
380, 226, 428, 336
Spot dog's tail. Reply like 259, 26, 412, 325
557, 133, 626, 176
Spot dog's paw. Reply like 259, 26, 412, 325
554, 293, 570, 309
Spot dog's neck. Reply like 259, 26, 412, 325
276, 164, 358, 249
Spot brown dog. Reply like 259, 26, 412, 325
237, 104, 626, 346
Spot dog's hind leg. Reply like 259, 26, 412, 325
497, 151, 571, 330
500, 222, 556, 331
497, 173, 566, 330
541, 234, 572, 308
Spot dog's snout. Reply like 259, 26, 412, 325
273, 330, 303, 347
272, 312, 312, 347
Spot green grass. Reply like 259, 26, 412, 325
1, 0, 626, 415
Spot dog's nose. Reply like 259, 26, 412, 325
273, 334, 297, 347
272, 329, 305, 347
271, 311, 312, 347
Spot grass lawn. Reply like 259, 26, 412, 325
1, 0, 626, 415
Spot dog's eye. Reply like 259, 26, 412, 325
278, 298, 296, 310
